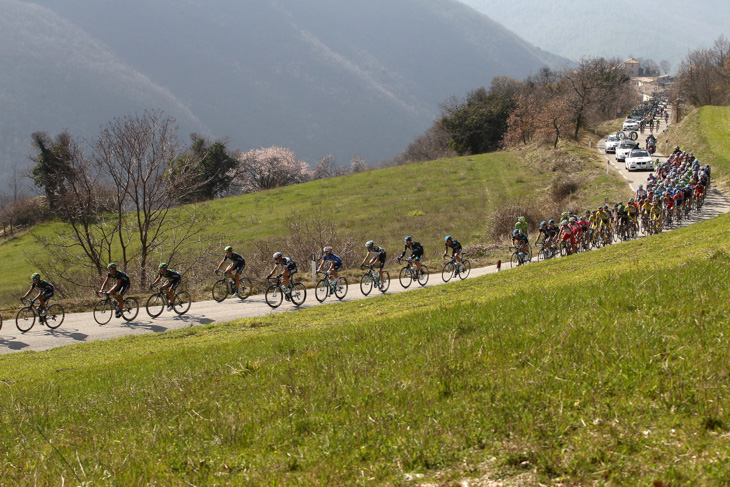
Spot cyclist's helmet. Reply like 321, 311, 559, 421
548, 219, 555, 224
540, 221, 546, 227
404, 236, 412, 243
225, 245, 232, 252
584, 210, 590, 215
365, 240, 374, 249
323, 246, 332, 253
628, 198, 634, 203
31, 273, 40, 281
107, 263, 117, 270
569, 216, 577, 223
159, 263, 168, 270
445, 235, 452, 242
561, 221, 568, 226
513, 229, 520, 235
273, 252, 282, 260
519, 216, 526, 223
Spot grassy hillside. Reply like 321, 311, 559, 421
659, 105, 730, 189
1, 205, 730, 484
0, 142, 629, 308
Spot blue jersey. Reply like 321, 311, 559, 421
322, 253, 342, 266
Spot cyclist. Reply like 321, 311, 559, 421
149, 263, 181, 311
398, 236, 424, 275
99, 263, 131, 318
626, 198, 639, 232
215, 246, 246, 297
443, 235, 463, 265
361, 241, 387, 290
266, 253, 297, 293
512, 229, 529, 258
650, 202, 663, 232
559, 221, 576, 255
317, 246, 343, 283
22, 273, 54, 316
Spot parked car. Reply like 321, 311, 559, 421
624, 149, 654, 171
615, 140, 639, 162
622, 119, 640, 131
605, 134, 620, 153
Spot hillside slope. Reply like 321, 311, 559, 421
1, 0, 569, 179
1, 202, 730, 485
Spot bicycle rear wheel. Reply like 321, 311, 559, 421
360, 273, 373, 296
44, 304, 65, 329
0, 313, 3, 331
93, 299, 113, 325
458, 260, 471, 280
379, 271, 390, 293
417, 265, 429, 286
146, 293, 165, 318
441, 262, 454, 282
173, 291, 191, 315
398, 267, 413, 288
265, 285, 283, 308
314, 279, 329, 303
212, 279, 229, 302
238, 277, 253, 300
335, 277, 348, 300
290, 283, 307, 306
15, 306, 36, 333
121, 297, 139, 322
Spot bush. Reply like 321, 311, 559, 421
487, 204, 546, 241
550, 176, 581, 202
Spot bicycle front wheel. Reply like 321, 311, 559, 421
265, 285, 282, 308
441, 262, 454, 282
44, 304, 65, 329
335, 277, 348, 300
290, 283, 307, 306
15, 306, 36, 333
510, 252, 521, 268
458, 260, 471, 280
398, 267, 413, 288
238, 277, 253, 300
121, 297, 139, 322
93, 299, 113, 325
314, 279, 329, 303
417, 265, 429, 286
212, 279, 229, 302
360, 273, 373, 296
173, 291, 191, 315
146, 293, 166, 318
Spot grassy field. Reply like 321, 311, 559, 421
2, 208, 730, 485
659, 105, 730, 189
0, 141, 630, 309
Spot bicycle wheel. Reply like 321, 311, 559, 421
441, 262, 454, 282
290, 283, 307, 306
335, 277, 348, 300
173, 291, 191, 315
265, 285, 282, 308
314, 279, 329, 303
238, 277, 253, 300
379, 271, 390, 293
15, 306, 36, 333
121, 297, 139, 322
44, 304, 65, 329
399, 266, 413, 288
146, 293, 166, 318
629, 131, 638, 141
93, 299, 113, 325
360, 273, 373, 296
417, 265, 429, 286
212, 279, 229, 302
0, 313, 3, 331
458, 260, 471, 280
510, 252, 521, 268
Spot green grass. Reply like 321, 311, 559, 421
0, 143, 629, 309
2, 211, 730, 485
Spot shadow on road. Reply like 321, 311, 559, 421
0, 338, 30, 351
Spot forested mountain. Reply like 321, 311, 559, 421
1, 0, 568, 181
458, 0, 729, 67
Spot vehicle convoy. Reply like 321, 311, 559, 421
625, 149, 655, 172
615, 140, 639, 162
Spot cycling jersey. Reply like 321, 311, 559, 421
160, 269, 181, 289
445, 240, 462, 253
322, 253, 343, 270
108, 270, 130, 284
276, 257, 297, 273
32, 280, 55, 298
367, 246, 387, 268
400, 242, 423, 260
224, 252, 246, 273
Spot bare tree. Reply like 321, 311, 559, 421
350, 154, 366, 173
313, 154, 348, 179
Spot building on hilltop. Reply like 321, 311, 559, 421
624, 58, 641, 78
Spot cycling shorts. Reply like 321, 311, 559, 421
375, 252, 386, 268
285, 263, 297, 275
113, 282, 130, 296
410, 251, 423, 261
330, 262, 343, 272
41, 289, 55, 300
228, 261, 245, 275
164, 277, 181, 290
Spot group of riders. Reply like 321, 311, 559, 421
14, 143, 712, 323
512, 146, 712, 260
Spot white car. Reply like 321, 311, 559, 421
622, 119, 640, 131
605, 134, 620, 153
624, 149, 654, 171
615, 141, 639, 162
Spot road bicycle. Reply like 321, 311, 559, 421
212, 271, 253, 302
509, 245, 532, 267
616, 129, 638, 141
359, 265, 390, 295
535, 240, 558, 261
314, 271, 348, 302
15, 297, 65, 333
94, 292, 139, 325
264, 275, 306, 308
441, 254, 470, 282
146, 286, 192, 318
397, 257, 428, 288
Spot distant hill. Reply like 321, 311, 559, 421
458, 0, 730, 67
1, 0, 569, 181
